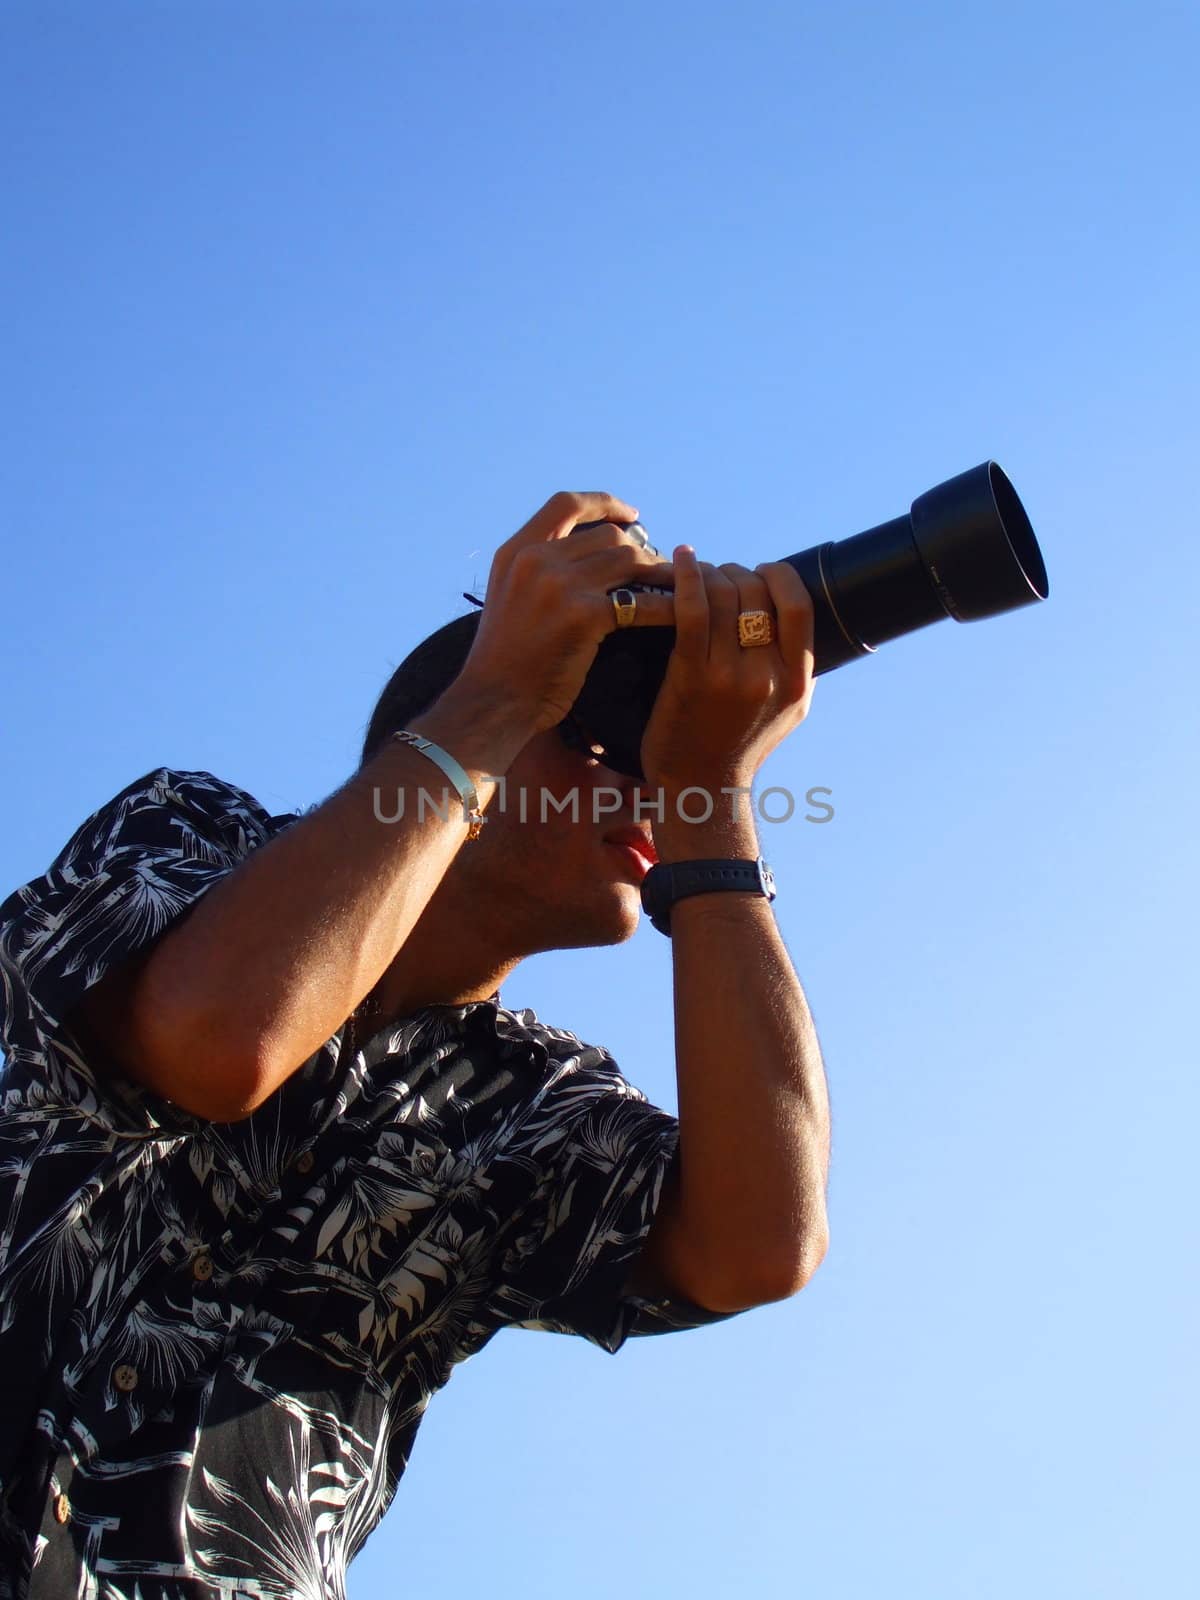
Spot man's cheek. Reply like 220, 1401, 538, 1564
591, 787, 623, 825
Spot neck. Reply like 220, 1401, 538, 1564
360, 880, 523, 1029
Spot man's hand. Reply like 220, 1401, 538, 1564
453, 491, 676, 740
639, 547, 816, 805
72, 488, 677, 1121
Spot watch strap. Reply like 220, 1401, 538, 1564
640, 857, 777, 936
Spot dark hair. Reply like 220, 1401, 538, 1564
360, 611, 481, 768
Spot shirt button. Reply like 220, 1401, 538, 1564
295, 1150, 315, 1175
113, 1363, 139, 1393
192, 1251, 214, 1282
53, 1492, 71, 1525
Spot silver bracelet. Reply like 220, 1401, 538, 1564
389, 730, 488, 840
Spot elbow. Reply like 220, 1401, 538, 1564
184, 1043, 283, 1122
142, 1056, 274, 1125
756, 1215, 831, 1305
790, 1224, 830, 1293
698, 1227, 831, 1314
756, 1245, 829, 1307
85, 963, 282, 1124
167, 1019, 324, 1121
183, 1077, 272, 1124
136, 1008, 281, 1124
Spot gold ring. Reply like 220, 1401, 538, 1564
611, 588, 638, 628
737, 610, 775, 648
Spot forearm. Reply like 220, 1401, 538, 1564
137, 683, 532, 1117
658, 805, 831, 1306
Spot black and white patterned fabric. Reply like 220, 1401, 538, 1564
0, 769, 739, 1599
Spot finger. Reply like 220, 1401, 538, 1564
572, 517, 659, 556
570, 548, 677, 597
704, 561, 744, 669
755, 560, 815, 680
671, 545, 709, 662
558, 523, 671, 572
503, 491, 641, 556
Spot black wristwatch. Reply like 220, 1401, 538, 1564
639, 857, 777, 936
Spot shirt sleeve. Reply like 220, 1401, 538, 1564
484, 1082, 745, 1355
0, 767, 290, 1135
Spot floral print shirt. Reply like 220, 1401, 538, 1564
0, 769, 738, 1600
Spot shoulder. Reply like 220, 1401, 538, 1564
491, 1003, 653, 1117
496, 1003, 621, 1069
34, 766, 301, 884
99, 766, 299, 846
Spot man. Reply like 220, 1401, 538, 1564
0, 490, 831, 1599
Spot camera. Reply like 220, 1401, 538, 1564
568, 460, 1049, 779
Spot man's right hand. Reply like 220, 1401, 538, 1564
71, 491, 676, 1122
451, 491, 677, 739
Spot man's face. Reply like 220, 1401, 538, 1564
458, 728, 659, 955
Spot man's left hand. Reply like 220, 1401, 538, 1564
639, 546, 816, 798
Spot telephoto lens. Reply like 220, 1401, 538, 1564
569, 460, 1049, 779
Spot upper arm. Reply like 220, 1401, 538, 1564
483, 1083, 750, 1350
0, 767, 280, 1130
620, 1147, 715, 1306
64, 942, 167, 1098
63, 899, 250, 1119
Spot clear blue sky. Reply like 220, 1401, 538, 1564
3, 4, 1197, 1596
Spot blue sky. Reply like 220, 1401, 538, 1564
3, 4, 1197, 1596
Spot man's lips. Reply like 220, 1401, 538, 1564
602, 825, 658, 880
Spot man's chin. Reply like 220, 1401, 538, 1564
551, 884, 642, 951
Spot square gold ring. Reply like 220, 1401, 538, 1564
737, 610, 775, 647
